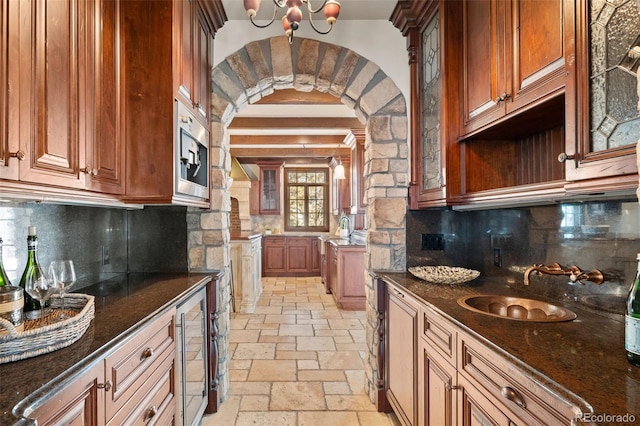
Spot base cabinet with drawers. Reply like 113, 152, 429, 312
377, 278, 582, 426
31, 308, 177, 426
24, 277, 221, 426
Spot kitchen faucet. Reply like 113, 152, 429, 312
523, 262, 604, 286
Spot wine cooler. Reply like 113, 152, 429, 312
175, 287, 208, 426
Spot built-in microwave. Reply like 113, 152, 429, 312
175, 101, 209, 201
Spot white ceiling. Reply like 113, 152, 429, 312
221, 0, 398, 21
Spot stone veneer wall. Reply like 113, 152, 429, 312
187, 36, 409, 404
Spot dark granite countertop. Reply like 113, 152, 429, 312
329, 238, 365, 247
377, 272, 640, 424
0, 272, 215, 425
230, 232, 263, 240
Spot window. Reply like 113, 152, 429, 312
285, 169, 329, 232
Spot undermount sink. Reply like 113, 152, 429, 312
458, 295, 577, 322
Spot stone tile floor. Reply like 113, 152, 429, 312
202, 276, 400, 426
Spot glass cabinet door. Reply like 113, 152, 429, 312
258, 162, 283, 214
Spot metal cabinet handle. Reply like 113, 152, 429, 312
80, 167, 98, 176
144, 405, 158, 421
141, 347, 154, 359
501, 385, 526, 408
97, 380, 112, 391
445, 384, 458, 391
557, 152, 575, 163
8, 151, 25, 161
494, 92, 511, 103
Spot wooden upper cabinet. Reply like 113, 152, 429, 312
176, 0, 213, 128
258, 162, 283, 215
194, 4, 213, 124
121, 0, 223, 206
85, 0, 124, 194
176, 0, 194, 106
0, 0, 18, 181
460, 0, 569, 137
18, 0, 85, 188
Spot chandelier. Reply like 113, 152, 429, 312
243, 0, 341, 43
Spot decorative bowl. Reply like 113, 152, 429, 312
408, 265, 480, 285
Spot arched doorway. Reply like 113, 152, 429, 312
188, 36, 409, 405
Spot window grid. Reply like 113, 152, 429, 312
285, 169, 329, 232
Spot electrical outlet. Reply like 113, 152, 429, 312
493, 247, 502, 267
102, 246, 111, 266
421, 233, 445, 251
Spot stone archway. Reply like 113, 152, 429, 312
188, 36, 409, 405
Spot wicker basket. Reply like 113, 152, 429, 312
0, 293, 95, 364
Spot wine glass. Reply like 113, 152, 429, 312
24, 271, 56, 320
49, 260, 76, 320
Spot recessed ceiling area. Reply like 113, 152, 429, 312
229, 89, 363, 164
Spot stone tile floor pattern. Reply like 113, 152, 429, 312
202, 276, 400, 426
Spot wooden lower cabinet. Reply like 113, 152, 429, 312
420, 340, 457, 426
29, 308, 177, 426
263, 236, 322, 277
328, 242, 366, 310
379, 278, 582, 426
386, 283, 418, 425
30, 362, 105, 426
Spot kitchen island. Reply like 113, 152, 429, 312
376, 272, 640, 424
0, 272, 219, 425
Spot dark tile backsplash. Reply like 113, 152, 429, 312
407, 199, 640, 313
0, 203, 188, 290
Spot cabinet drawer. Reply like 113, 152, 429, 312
106, 349, 176, 425
105, 309, 176, 420
458, 332, 580, 425
421, 307, 456, 365
264, 236, 286, 245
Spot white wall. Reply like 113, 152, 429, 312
213, 20, 411, 107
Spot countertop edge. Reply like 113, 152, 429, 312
374, 271, 598, 418
10, 274, 213, 424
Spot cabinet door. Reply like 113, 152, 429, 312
419, 341, 457, 426
85, 0, 123, 194
193, 3, 212, 125
507, 0, 567, 114
386, 285, 418, 426
564, 0, 638, 189
263, 238, 286, 275
326, 242, 338, 294
258, 163, 282, 214
460, 0, 506, 136
310, 238, 321, 274
30, 362, 105, 426
286, 237, 310, 272
0, 0, 19, 181
458, 375, 510, 426
18, 0, 85, 188
176, 0, 194, 106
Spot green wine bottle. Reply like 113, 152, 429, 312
0, 237, 11, 287
18, 227, 45, 320
625, 253, 640, 367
